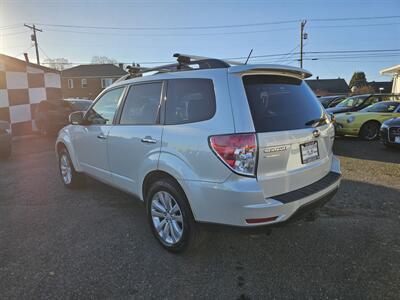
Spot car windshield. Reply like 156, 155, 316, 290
360, 101, 399, 113
243, 75, 325, 132
68, 101, 91, 111
319, 96, 335, 106
336, 95, 368, 108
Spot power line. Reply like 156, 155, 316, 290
34, 15, 400, 31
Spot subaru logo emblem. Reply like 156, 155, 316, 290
313, 130, 320, 138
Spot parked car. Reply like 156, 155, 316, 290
35, 99, 92, 135
380, 117, 400, 147
335, 101, 400, 140
0, 120, 11, 158
56, 55, 341, 252
318, 95, 347, 108
326, 94, 400, 115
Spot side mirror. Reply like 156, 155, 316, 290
69, 111, 85, 125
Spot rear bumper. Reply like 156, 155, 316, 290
181, 156, 341, 227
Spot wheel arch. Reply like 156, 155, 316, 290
55, 135, 82, 172
359, 119, 382, 139
142, 170, 185, 203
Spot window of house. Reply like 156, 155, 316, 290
119, 82, 162, 125
101, 78, 113, 88
67, 79, 74, 89
81, 78, 87, 88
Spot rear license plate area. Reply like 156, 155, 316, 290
300, 141, 319, 164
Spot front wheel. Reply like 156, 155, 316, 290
359, 122, 380, 141
58, 148, 85, 188
146, 178, 202, 253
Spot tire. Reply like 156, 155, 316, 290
58, 147, 85, 188
145, 178, 202, 253
359, 122, 380, 141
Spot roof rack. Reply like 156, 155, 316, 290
115, 53, 244, 83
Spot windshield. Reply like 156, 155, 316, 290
69, 101, 91, 111
336, 95, 368, 108
243, 75, 325, 132
360, 101, 399, 113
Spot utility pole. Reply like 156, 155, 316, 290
24, 24, 42, 65
300, 20, 307, 68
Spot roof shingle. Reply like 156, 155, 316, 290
61, 64, 127, 77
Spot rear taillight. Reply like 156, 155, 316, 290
209, 133, 257, 177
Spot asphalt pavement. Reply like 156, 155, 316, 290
0, 136, 399, 299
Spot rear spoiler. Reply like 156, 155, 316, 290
228, 64, 312, 79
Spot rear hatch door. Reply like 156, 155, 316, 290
242, 75, 334, 198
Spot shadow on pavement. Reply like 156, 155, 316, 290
333, 136, 400, 164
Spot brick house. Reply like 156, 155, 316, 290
306, 78, 350, 97
61, 64, 127, 100
0, 54, 62, 135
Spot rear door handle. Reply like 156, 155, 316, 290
97, 134, 107, 140
141, 137, 157, 144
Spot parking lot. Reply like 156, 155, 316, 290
0, 136, 399, 299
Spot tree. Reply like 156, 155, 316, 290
91, 56, 118, 64
349, 72, 367, 88
43, 58, 71, 71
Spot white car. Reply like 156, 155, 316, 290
56, 54, 341, 252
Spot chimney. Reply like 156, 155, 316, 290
118, 63, 124, 70
23, 53, 29, 63
316, 76, 319, 80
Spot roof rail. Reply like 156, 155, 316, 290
115, 53, 245, 83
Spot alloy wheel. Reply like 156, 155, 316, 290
60, 154, 72, 184
151, 191, 184, 245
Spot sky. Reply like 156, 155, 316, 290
0, 0, 399, 83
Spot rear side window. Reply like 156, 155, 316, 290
165, 79, 215, 125
120, 82, 162, 125
243, 75, 324, 132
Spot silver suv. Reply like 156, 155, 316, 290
56, 54, 341, 252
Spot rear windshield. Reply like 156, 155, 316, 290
242, 75, 325, 132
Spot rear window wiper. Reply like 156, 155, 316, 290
305, 117, 327, 126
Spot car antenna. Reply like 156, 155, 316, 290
245, 49, 253, 65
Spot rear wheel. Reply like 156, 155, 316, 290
146, 178, 202, 253
359, 122, 380, 141
58, 147, 85, 188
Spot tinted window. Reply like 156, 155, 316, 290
120, 82, 162, 125
361, 101, 399, 113
86, 87, 124, 125
243, 75, 325, 132
165, 79, 215, 125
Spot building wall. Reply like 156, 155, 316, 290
0, 59, 61, 135
61, 76, 121, 100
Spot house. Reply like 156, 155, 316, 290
61, 64, 127, 100
367, 81, 393, 93
380, 65, 400, 94
306, 77, 349, 97
0, 54, 61, 135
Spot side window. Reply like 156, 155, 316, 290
86, 87, 124, 125
165, 79, 216, 125
119, 82, 162, 125
364, 96, 379, 106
